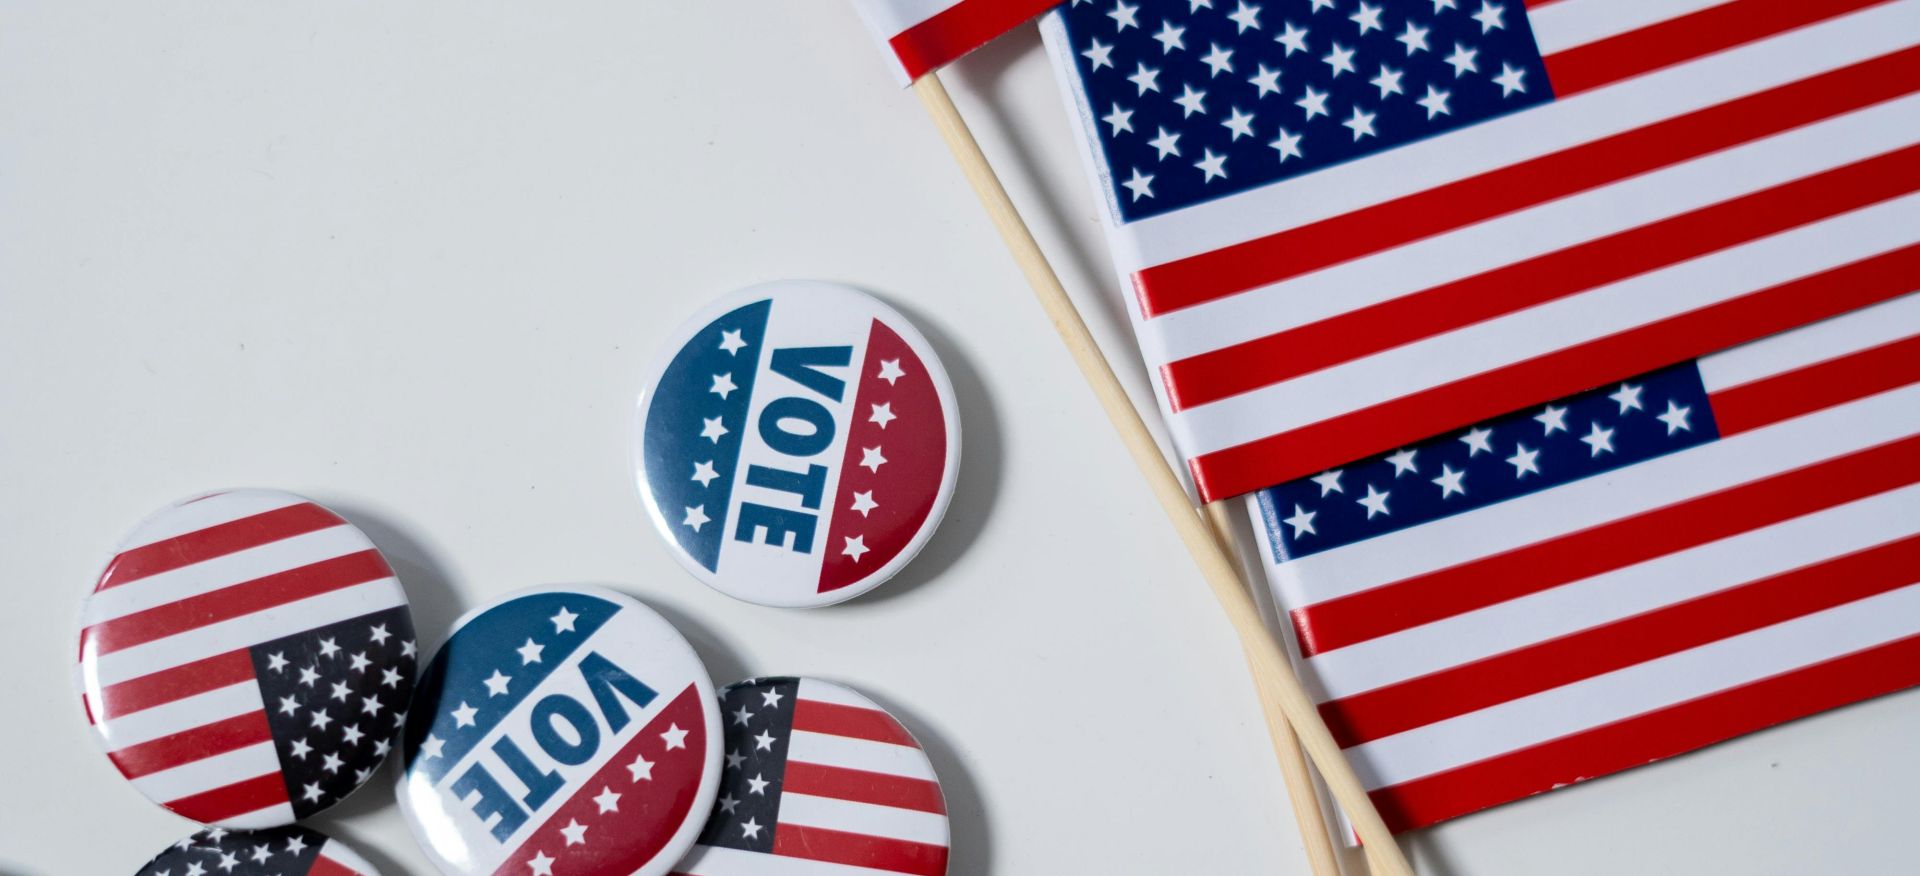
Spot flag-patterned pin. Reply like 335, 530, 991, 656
637, 282, 962, 608
135, 825, 381, 876
397, 586, 723, 876
75, 489, 417, 828
673, 678, 951, 876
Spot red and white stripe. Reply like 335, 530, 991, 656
1252, 297, 1920, 831
75, 490, 402, 828
849, 0, 1057, 83
310, 837, 382, 876
1044, 0, 1920, 500
677, 680, 950, 876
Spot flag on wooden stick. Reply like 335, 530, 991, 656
1040, 0, 1920, 501
1248, 297, 1920, 832
849, 0, 1062, 83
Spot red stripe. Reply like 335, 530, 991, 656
1323, 534, 1920, 748
1712, 333, 1920, 436
885, 0, 1055, 81
1543, 0, 1895, 96
86, 549, 393, 655
89, 648, 255, 720
1371, 631, 1920, 832
107, 710, 274, 778
1294, 433, 1920, 656
1161, 144, 1920, 411
307, 854, 360, 876
773, 823, 949, 876
792, 698, 920, 747
165, 771, 290, 824
784, 761, 949, 814
1188, 243, 1920, 501
1132, 46, 1920, 318
97, 502, 343, 590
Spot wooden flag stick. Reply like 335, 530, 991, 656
911, 72, 1414, 876
1201, 503, 1348, 876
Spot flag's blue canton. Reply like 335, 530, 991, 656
1257, 361, 1720, 560
697, 677, 801, 853
136, 826, 329, 876
404, 593, 619, 785
254, 605, 416, 818
1059, 0, 1554, 221
644, 299, 772, 572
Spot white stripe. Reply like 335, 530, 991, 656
1268, 383, 1920, 607
787, 731, 940, 783
1528, 0, 1739, 55
777, 792, 949, 846
847, 0, 962, 37
797, 678, 886, 710
1349, 581, 1920, 790
1303, 483, 1920, 702
677, 843, 917, 876
1141, 95, 1920, 366
84, 525, 372, 626
90, 579, 404, 687
1700, 294, 1920, 391
1106, 1, 1920, 271
1172, 192, 1920, 456
97, 681, 263, 749
129, 740, 283, 802
216, 802, 298, 831
118, 490, 309, 550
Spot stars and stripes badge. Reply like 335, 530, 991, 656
1250, 297, 1920, 831
397, 586, 722, 876
673, 677, 950, 876
637, 282, 961, 608
136, 825, 381, 876
1042, 0, 1920, 501
75, 489, 417, 828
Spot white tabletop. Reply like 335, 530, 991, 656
3, 4, 1916, 874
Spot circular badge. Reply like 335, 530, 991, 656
674, 677, 950, 876
397, 585, 722, 876
135, 825, 381, 876
75, 489, 418, 828
636, 281, 962, 608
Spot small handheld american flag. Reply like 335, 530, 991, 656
1250, 298, 1920, 831
1041, 0, 1920, 501
848, 0, 1062, 82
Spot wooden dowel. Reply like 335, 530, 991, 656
1201, 503, 1346, 876
911, 72, 1413, 876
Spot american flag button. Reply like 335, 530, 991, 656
672, 677, 951, 876
396, 585, 723, 876
75, 489, 419, 828
635, 281, 962, 608
137, 824, 381, 876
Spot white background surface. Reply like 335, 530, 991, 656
3, 4, 1917, 874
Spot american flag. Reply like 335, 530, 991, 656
1247, 296, 1920, 832
1040, 0, 1920, 501
75, 490, 417, 828
673, 678, 951, 876
849, 0, 1061, 83
135, 826, 380, 876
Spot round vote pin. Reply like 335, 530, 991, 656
397, 585, 723, 876
674, 677, 951, 876
636, 281, 961, 608
75, 489, 418, 828
135, 825, 381, 876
